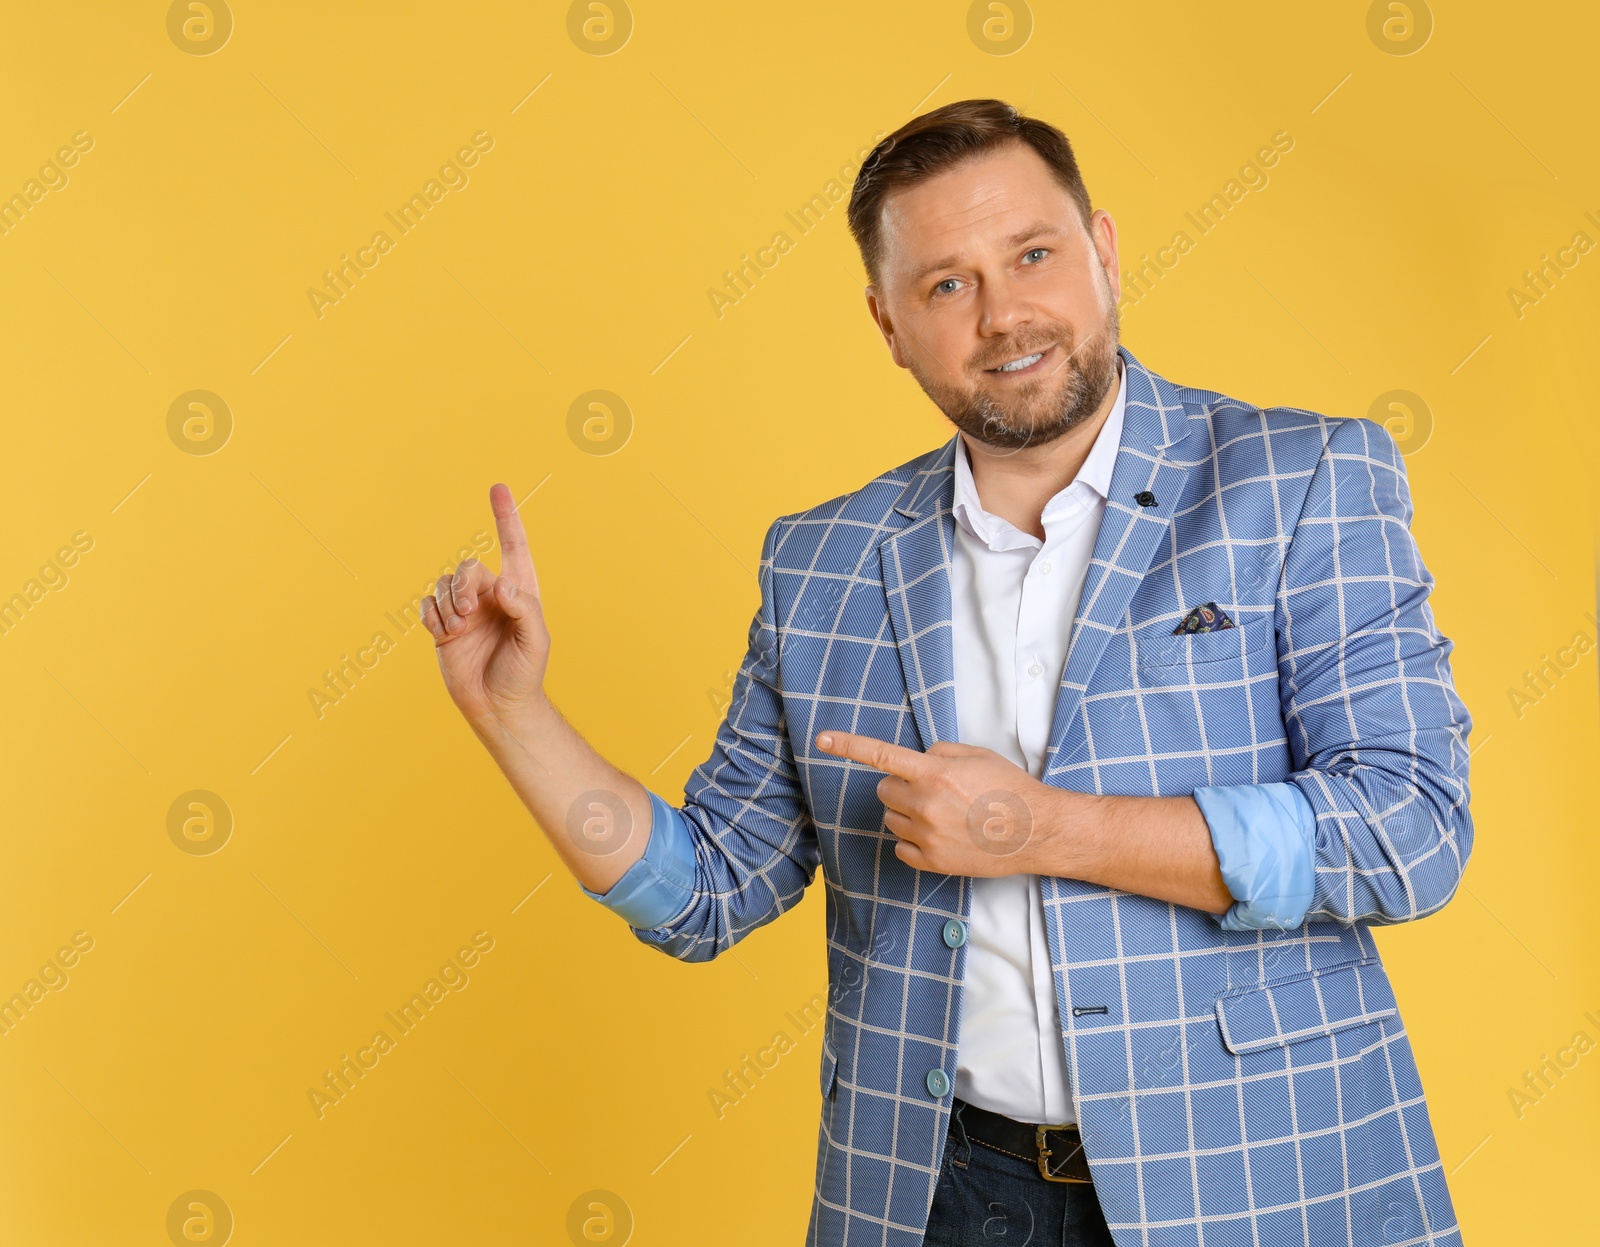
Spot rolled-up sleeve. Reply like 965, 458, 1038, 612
1195, 781, 1318, 930
578, 790, 696, 931
578, 515, 822, 963
1276, 416, 1473, 925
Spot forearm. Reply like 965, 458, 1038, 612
472, 696, 654, 896
1027, 789, 1233, 915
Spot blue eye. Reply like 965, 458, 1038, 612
935, 278, 960, 295
1023, 247, 1049, 263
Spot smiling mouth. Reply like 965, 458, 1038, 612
984, 344, 1054, 376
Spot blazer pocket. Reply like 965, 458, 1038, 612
1137, 612, 1272, 672
1215, 960, 1398, 1056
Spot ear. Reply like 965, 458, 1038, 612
1087, 208, 1122, 305
864, 285, 908, 369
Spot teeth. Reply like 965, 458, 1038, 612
996, 352, 1044, 372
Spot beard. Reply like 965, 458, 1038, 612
907, 281, 1121, 453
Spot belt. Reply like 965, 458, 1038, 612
951, 1097, 1093, 1184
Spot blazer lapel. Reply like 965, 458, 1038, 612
879, 439, 960, 753
1041, 347, 1198, 781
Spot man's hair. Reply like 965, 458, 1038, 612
846, 98, 1094, 289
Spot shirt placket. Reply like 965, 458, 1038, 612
1015, 521, 1074, 1122
1014, 524, 1063, 774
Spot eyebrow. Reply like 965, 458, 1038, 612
907, 219, 1065, 287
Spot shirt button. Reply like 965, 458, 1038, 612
925, 1068, 951, 1098
1027, 662, 1044, 678
942, 919, 967, 948
1037, 561, 1052, 575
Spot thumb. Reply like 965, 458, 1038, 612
494, 575, 542, 634
928, 740, 988, 757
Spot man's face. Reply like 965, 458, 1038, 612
865, 141, 1123, 452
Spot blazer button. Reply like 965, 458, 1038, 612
925, 1068, 951, 1098
942, 919, 967, 948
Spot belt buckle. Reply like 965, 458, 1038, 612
1034, 1123, 1091, 1184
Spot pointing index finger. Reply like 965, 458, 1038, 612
815, 730, 930, 781
489, 482, 538, 592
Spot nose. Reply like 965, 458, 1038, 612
976, 270, 1033, 351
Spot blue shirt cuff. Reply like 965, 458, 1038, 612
577, 790, 697, 930
1194, 781, 1317, 930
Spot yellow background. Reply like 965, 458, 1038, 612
2, 1, 1597, 1242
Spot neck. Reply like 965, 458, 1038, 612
961, 358, 1121, 541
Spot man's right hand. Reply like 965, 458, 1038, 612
421, 482, 551, 733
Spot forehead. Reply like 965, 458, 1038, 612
876, 142, 1082, 285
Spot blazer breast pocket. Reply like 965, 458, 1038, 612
1135, 612, 1272, 679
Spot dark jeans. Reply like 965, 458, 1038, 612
922, 1101, 1117, 1246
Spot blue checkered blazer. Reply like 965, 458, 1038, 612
625, 345, 1473, 1245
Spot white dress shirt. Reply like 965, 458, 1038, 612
950, 355, 1127, 1125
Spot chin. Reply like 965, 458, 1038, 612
965, 415, 1071, 453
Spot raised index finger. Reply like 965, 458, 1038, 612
489, 482, 538, 592
814, 730, 932, 781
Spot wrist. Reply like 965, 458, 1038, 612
1022, 783, 1099, 877
471, 692, 558, 757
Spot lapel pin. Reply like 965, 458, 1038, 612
1134, 490, 1157, 507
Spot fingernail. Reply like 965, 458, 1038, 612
817, 733, 833, 748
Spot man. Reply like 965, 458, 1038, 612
421, 100, 1472, 1246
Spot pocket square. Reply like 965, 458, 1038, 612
1173, 602, 1235, 634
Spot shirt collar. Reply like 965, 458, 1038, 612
952, 353, 1127, 547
